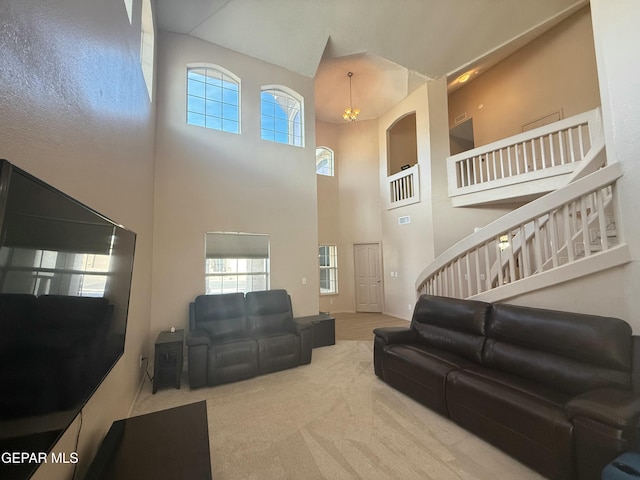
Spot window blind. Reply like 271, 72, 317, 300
205, 232, 269, 259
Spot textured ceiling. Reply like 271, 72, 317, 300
156, 0, 588, 123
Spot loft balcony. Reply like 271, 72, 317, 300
446, 108, 603, 207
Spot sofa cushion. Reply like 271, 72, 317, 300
245, 289, 293, 336
257, 333, 300, 374
485, 304, 632, 395
207, 339, 258, 385
382, 343, 480, 416
411, 295, 490, 363
490, 303, 632, 370
483, 338, 631, 396
194, 293, 247, 341
455, 363, 572, 409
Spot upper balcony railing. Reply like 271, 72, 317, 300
387, 164, 420, 210
447, 108, 603, 206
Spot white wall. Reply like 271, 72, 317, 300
151, 32, 319, 334
590, 0, 640, 332
497, 266, 630, 320
0, 0, 156, 478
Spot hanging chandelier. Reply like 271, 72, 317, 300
342, 72, 360, 122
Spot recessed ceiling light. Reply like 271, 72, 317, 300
458, 73, 471, 83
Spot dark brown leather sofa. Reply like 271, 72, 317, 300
186, 289, 312, 388
373, 294, 640, 480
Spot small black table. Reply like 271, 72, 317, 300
295, 313, 335, 348
84, 401, 212, 480
153, 329, 184, 394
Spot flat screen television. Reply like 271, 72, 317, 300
0, 160, 136, 479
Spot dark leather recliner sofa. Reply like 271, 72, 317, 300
186, 289, 312, 388
373, 294, 640, 480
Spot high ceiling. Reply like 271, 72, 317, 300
156, 0, 588, 123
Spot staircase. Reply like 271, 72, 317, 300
416, 108, 630, 302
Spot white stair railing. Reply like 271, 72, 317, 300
447, 108, 603, 206
486, 140, 608, 285
416, 162, 627, 300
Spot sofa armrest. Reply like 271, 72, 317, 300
286, 316, 311, 335
373, 327, 418, 345
186, 330, 211, 348
567, 388, 640, 429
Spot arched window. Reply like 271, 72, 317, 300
316, 147, 334, 176
260, 86, 303, 146
187, 65, 240, 134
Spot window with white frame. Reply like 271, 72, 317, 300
187, 66, 240, 134
205, 233, 269, 294
316, 147, 334, 176
260, 87, 303, 146
319, 245, 338, 294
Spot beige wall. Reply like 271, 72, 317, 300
429, 78, 516, 256
151, 32, 319, 332
0, 0, 156, 478
316, 119, 381, 313
498, 266, 630, 320
379, 85, 435, 319
448, 6, 600, 147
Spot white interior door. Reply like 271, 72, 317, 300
354, 243, 382, 313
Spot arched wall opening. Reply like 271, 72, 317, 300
386, 112, 417, 176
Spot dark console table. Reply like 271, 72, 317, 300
153, 329, 184, 393
295, 313, 335, 348
84, 401, 212, 480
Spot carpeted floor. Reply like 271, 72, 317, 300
132, 341, 542, 479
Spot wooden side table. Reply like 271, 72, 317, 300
153, 329, 184, 394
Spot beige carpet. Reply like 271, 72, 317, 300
132, 341, 542, 479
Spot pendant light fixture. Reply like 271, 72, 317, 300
342, 72, 360, 122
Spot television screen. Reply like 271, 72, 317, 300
0, 160, 136, 479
